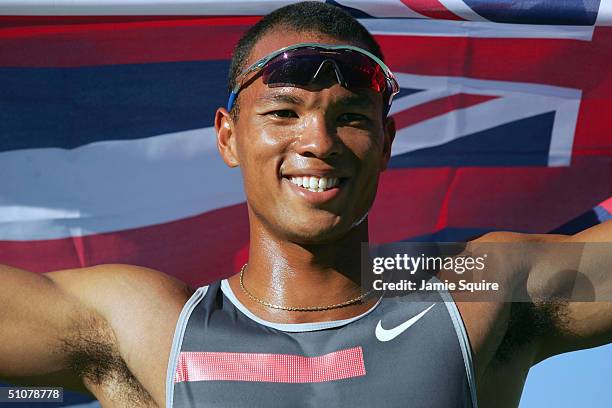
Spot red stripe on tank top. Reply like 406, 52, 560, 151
174, 346, 366, 383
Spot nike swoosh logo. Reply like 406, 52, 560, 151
375, 304, 436, 342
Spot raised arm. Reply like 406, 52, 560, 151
0, 263, 96, 392
476, 220, 612, 363
0, 263, 194, 406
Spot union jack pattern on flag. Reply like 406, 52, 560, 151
0, 1, 611, 406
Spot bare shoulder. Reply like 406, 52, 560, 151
47, 263, 194, 295
46, 264, 194, 317
471, 219, 612, 245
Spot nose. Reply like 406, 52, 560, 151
294, 114, 343, 159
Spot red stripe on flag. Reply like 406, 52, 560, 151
0, 15, 224, 28
370, 156, 612, 242
0, 16, 260, 67
174, 347, 366, 383
433, 167, 457, 231
377, 29, 612, 94
400, 0, 466, 20
392, 93, 498, 129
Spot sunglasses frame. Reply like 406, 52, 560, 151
226, 42, 401, 112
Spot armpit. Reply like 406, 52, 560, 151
59, 312, 157, 407
494, 300, 569, 363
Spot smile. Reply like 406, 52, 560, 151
288, 176, 340, 192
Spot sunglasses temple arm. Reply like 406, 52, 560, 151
227, 92, 238, 112
382, 89, 392, 118
226, 62, 264, 111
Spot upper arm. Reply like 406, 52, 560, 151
470, 224, 612, 363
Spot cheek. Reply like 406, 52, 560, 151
236, 126, 287, 197
340, 129, 384, 169
341, 131, 385, 196
238, 116, 298, 155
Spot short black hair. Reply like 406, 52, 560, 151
227, 1, 385, 121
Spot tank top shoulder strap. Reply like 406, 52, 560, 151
433, 278, 478, 408
165, 282, 216, 408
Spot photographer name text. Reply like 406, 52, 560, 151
372, 279, 500, 293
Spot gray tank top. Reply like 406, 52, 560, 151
166, 279, 477, 407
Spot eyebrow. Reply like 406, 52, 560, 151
335, 93, 375, 109
256, 93, 304, 106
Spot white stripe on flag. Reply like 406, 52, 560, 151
0, 128, 245, 241
361, 19, 595, 41
334, 0, 429, 18
597, 0, 612, 26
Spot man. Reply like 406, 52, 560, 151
1, 2, 610, 407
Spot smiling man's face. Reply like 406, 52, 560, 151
215, 29, 396, 244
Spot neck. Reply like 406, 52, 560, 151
227, 214, 377, 323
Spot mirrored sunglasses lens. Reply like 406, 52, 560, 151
261, 52, 324, 87
334, 53, 387, 92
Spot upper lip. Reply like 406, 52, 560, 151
281, 169, 349, 179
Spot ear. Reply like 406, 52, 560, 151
380, 115, 396, 171
214, 107, 240, 167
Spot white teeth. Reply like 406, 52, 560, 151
288, 176, 341, 192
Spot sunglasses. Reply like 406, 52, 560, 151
227, 43, 401, 114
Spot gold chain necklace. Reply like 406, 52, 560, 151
239, 263, 374, 312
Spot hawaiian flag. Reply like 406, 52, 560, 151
1, 1, 611, 287
1, 1, 611, 407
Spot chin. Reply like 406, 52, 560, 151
289, 232, 345, 245
279, 217, 354, 245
